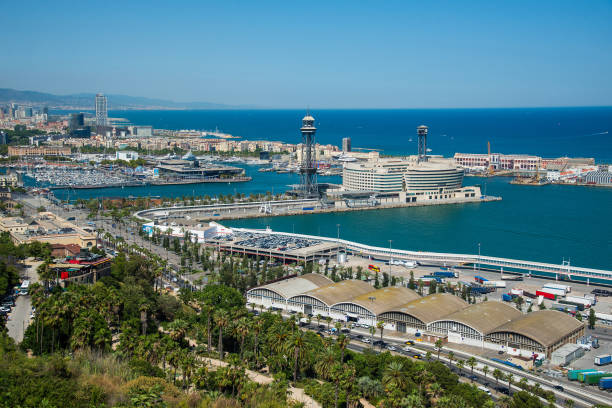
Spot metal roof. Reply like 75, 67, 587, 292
382, 293, 469, 324
301, 280, 373, 306
253, 273, 333, 300
336, 287, 420, 316
490, 310, 585, 347
433, 301, 523, 335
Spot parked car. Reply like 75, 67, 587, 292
553, 385, 564, 392
386, 345, 397, 352
405, 340, 415, 345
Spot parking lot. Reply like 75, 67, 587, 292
233, 232, 321, 251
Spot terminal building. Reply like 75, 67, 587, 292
331, 126, 482, 206
247, 274, 585, 358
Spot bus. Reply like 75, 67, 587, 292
368, 264, 380, 273
20, 280, 30, 295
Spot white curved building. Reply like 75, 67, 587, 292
340, 156, 476, 205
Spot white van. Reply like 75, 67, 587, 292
477, 386, 492, 396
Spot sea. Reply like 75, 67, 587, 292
45, 108, 612, 270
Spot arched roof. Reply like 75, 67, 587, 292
432, 301, 522, 335
301, 280, 373, 306
489, 310, 585, 347
335, 287, 420, 316
248, 273, 333, 300
382, 293, 469, 324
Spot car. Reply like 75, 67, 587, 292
498, 350, 505, 355
353, 334, 364, 340
496, 387, 510, 395
361, 337, 371, 343
412, 354, 421, 359
553, 385, 564, 392
477, 386, 492, 396
386, 345, 397, 352
405, 340, 415, 345
469, 375, 478, 381
289, 310, 297, 315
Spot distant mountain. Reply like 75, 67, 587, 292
0, 88, 244, 110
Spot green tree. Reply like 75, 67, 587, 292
588, 308, 596, 329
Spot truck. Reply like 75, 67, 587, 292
501, 274, 523, 281
552, 303, 577, 313
535, 290, 557, 300
422, 275, 444, 283
558, 299, 585, 311
599, 377, 612, 390
595, 354, 612, 366
433, 271, 458, 278
567, 369, 597, 381
540, 287, 566, 297
543, 283, 571, 293
564, 296, 592, 307
578, 370, 603, 382
474, 276, 488, 284
584, 372, 612, 385
483, 280, 507, 288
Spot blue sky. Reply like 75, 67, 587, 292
3, 0, 611, 108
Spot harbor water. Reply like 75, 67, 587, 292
41, 108, 612, 269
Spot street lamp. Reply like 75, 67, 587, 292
478, 242, 481, 272
388, 239, 393, 277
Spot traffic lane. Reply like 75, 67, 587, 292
6, 294, 31, 343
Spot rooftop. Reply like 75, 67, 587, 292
301, 280, 373, 306
384, 293, 469, 324
434, 301, 523, 335
490, 310, 585, 347
255, 273, 333, 300
343, 287, 420, 315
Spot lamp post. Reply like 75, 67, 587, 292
388, 239, 393, 277
478, 242, 481, 272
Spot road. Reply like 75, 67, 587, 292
6, 259, 41, 343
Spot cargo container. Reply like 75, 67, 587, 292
433, 271, 458, 278
567, 369, 597, 381
422, 275, 444, 283
483, 280, 507, 288
578, 370, 603, 382
595, 354, 612, 366
474, 276, 488, 284
558, 299, 585, 311
584, 372, 612, 385
540, 287, 566, 297
535, 290, 557, 300
543, 283, 571, 293
510, 289, 523, 296
501, 274, 523, 281
552, 303, 577, 313
565, 296, 592, 307
599, 377, 612, 390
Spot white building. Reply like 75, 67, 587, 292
116, 150, 139, 161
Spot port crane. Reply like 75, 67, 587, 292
487, 141, 494, 176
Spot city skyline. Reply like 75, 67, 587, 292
2, 0, 611, 109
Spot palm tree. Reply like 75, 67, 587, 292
316, 314, 322, 328
214, 309, 230, 360
506, 373, 514, 391
482, 365, 490, 380
434, 339, 443, 360
382, 361, 407, 391
466, 356, 477, 381
447, 351, 455, 369
492, 368, 503, 386
315, 347, 337, 382
376, 321, 385, 350
456, 359, 464, 375
234, 317, 250, 360
289, 329, 308, 382
337, 334, 350, 363
415, 366, 434, 395
325, 316, 332, 330
369, 325, 376, 348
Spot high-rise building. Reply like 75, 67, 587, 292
95, 93, 108, 126
69, 113, 85, 130
342, 137, 351, 153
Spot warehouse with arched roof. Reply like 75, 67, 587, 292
330, 287, 420, 324
246, 273, 333, 310
379, 293, 469, 333
288, 279, 374, 316
486, 310, 585, 357
428, 301, 522, 346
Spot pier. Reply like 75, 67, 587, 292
135, 194, 501, 222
